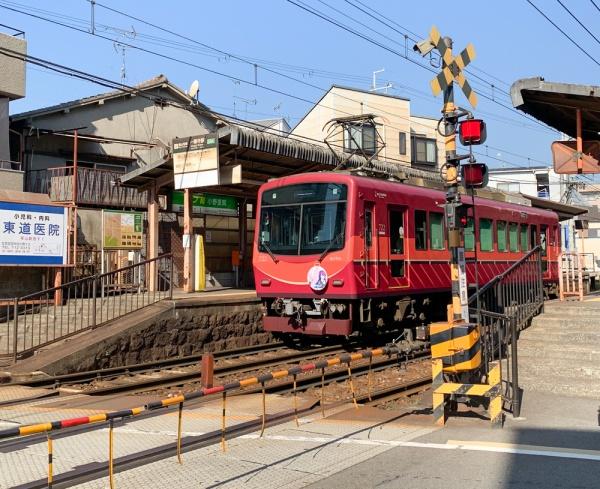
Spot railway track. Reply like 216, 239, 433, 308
9, 370, 432, 489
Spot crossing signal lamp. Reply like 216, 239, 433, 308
459, 119, 487, 146
461, 162, 488, 189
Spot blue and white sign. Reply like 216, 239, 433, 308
0, 202, 68, 265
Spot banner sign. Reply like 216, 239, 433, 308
173, 133, 219, 189
171, 191, 238, 216
102, 210, 143, 249
0, 202, 68, 265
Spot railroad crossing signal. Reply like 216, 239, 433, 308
428, 26, 478, 108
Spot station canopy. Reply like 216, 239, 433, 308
510, 77, 600, 139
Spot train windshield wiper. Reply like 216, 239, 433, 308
261, 239, 279, 263
318, 232, 344, 262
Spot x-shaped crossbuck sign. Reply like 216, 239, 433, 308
429, 26, 478, 108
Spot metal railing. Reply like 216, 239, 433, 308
468, 245, 544, 418
0, 159, 22, 171
559, 252, 584, 301
26, 166, 148, 208
0, 254, 173, 363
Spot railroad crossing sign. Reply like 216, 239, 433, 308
428, 26, 478, 108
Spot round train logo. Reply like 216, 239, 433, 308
307, 265, 328, 291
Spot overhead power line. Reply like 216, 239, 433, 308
287, 0, 558, 132
556, 0, 600, 48
526, 0, 600, 68
0, 2, 550, 170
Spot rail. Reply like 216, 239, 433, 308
0, 345, 410, 488
468, 245, 544, 418
0, 254, 173, 363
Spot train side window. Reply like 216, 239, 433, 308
415, 210, 427, 250
429, 212, 445, 250
530, 225, 538, 250
509, 223, 519, 252
497, 221, 507, 252
365, 209, 373, 248
520, 224, 529, 251
464, 218, 475, 251
389, 210, 405, 255
479, 218, 493, 252
540, 225, 547, 256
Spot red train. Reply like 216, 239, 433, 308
253, 172, 560, 338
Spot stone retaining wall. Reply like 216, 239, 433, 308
45, 299, 270, 375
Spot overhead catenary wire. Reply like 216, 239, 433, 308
0, 3, 551, 172
287, 0, 557, 132
556, 0, 600, 48
525, 0, 600, 68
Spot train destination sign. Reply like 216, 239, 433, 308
0, 201, 68, 265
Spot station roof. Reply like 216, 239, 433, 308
118, 122, 440, 196
522, 194, 588, 221
510, 77, 600, 138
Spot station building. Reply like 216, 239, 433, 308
6, 75, 448, 295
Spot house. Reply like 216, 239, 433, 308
291, 85, 445, 169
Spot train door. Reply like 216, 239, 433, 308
364, 201, 378, 289
388, 206, 408, 287
540, 224, 548, 274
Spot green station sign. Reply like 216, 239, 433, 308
171, 191, 238, 216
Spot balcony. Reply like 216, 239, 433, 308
27, 166, 148, 209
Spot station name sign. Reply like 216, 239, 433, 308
171, 191, 238, 217
173, 133, 219, 189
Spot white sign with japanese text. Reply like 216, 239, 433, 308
0, 202, 68, 265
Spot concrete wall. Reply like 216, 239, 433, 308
0, 168, 23, 191
0, 32, 26, 100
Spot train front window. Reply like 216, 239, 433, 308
259, 183, 347, 256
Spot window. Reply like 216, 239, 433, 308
530, 225, 537, 249
389, 209, 405, 278
389, 209, 405, 255
344, 123, 376, 155
540, 225, 548, 256
479, 218, 493, 252
520, 224, 528, 251
429, 212, 445, 250
415, 210, 427, 250
464, 218, 475, 251
509, 222, 519, 252
259, 183, 347, 256
411, 136, 437, 166
535, 173, 550, 198
497, 182, 520, 193
497, 221, 507, 252
365, 209, 373, 248
399, 132, 407, 155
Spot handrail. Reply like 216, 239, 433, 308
468, 245, 542, 305
17, 254, 173, 301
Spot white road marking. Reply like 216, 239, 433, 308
103, 427, 600, 462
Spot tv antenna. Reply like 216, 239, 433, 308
370, 68, 392, 94
233, 96, 257, 119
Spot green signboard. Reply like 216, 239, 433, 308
102, 210, 144, 249
171, 191, 238, 217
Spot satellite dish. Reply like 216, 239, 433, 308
187, 80, 200, 100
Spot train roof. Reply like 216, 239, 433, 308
261, 171, 560, 220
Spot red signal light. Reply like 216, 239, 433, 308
462, 163, 488, 188
459, 119, 487, 146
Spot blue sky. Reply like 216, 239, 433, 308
2, 0, 600, 170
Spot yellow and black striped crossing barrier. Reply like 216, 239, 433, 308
432, 358, 502, 427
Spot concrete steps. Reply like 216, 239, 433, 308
517, 299, 600, 399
